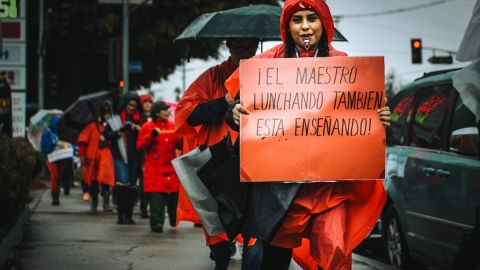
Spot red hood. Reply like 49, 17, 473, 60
280, 0, 335, 45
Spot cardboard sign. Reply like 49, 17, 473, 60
239, 57, 385, 182
47, 148, 74, 163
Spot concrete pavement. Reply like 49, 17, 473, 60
13, 185, 395, 270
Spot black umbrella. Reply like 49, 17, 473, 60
175, 4, 347, 43
57, 91, 114, 144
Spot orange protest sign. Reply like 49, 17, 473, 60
239, 57, 385, 182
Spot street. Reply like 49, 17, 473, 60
9, 184, 397, 270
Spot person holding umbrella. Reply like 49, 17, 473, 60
225, 0, 391, 269
136, 101, 182, 232
103, 92, 144, 225
176, 38, 259, 270
77, 101, 115, 212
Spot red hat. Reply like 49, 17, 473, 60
280, 0, 335, 45
140, 94, 153, 105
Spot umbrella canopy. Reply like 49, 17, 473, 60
27, 109, 63, 151
57, 91, 114, 144
175, 4, 347, 43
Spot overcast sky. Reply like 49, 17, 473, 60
152, 0, 476, 102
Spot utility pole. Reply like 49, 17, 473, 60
122, 0, 129, 93
38, 0, 45, 109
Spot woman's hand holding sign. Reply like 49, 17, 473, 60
378, 97, 391, 127
232, 103, 250, 126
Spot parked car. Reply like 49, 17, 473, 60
383, 68, 480, 269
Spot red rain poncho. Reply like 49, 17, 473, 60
175, 57, 239, 245
77, 121, 115, 187
224, 0, 386, 269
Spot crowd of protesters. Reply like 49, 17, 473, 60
41, 92, 181, 232
39, 0, 393, 269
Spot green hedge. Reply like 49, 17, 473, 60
0, 134, 43, 225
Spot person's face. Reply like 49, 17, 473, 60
101, 111, 111, 120
142, 101, 152, 113
126, 100, 137, 114
158, 109, 170, 120
288, 9, 323, 52
227, 39, 259, 66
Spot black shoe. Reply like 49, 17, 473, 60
214, 263, 229, 270
124, 218, 135, 225
52, 201, 60, 206
117, 217, 125, 224
151, 227, 163, 233
140, 212, 149, 219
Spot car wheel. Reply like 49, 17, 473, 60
384, 205, 408, 268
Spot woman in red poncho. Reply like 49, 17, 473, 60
136, 101, 182, 232
77, 101, 115, 212
225, 1, 391, 269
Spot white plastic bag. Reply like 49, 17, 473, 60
172, 147, 225, 236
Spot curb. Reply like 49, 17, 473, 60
0, 189, 46, 267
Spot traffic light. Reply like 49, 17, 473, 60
119, 80, 125, 89
411, 38, 422, 64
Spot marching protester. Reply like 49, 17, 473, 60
225, 0, 391, 269
140, 94, 154, 121
176, 38, 259, 270
137, 101, 182, 232
138, 93, 154, 218
77, 101, 115, 212
40, 115, 65, 206
103, 92, 144, 225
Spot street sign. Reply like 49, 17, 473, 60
0, 0, 18, 18
129, 61, 143, 73
0, 43, 25, 65
1, 20, 25, 41
0, 66, 25, 89
11, 89, 25, 137
428, 56, 453, 64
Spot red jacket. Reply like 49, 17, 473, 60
136, 119, 181, 193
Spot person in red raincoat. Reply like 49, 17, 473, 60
77, 101, 115, 212
175, 38, 259, 270
137, 101, 182, 232
225, 1, 391, 269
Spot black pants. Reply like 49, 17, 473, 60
209, 240, 233, 269
61, 159, 74, 195
148, 192, 178, 230
116, 185, 136, 221
138, 174, 149, 214
260, 243, 292, 270
89, 181, 110, 208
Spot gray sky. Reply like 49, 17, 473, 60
152, 0, 476, 102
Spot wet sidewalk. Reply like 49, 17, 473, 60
12, 185, 392, 270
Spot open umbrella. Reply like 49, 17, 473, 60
57, 91, 114, 144
175, 4, 347, 43
27, 109, 63, 151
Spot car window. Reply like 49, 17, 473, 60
449, 96, 479, 156
388, 89, 415, 145
410, 85, 450, 150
